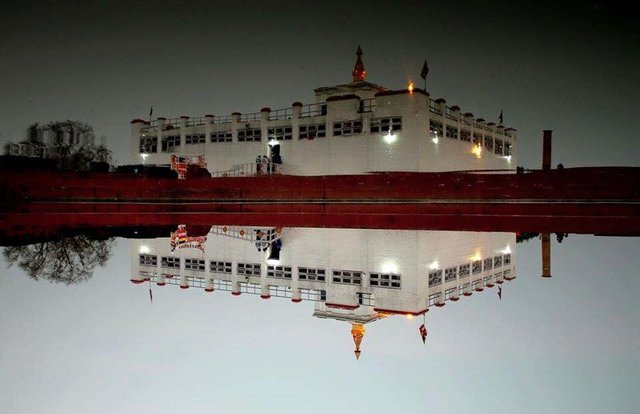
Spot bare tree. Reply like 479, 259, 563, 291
3, 236, 115, 285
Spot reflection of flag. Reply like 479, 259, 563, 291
149, 106, 153, 118
419, 324, 427, 344
498, 110, 504, 126
420, 60, 429, 80
498, 286, 503, 300
149, 287, 153, 304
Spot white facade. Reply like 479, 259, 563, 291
130, 52, 517, 175
130, 227, 516, 323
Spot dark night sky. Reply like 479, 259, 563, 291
1, 0, 638, 167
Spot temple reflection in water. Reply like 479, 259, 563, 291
130, 226, 516, 358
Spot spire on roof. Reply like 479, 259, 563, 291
352, 46, 367, 82
351, 323, 365, 360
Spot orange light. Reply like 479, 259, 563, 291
472, 144, 482, 158
406, 314, 414, 319
408, 82, 414, 93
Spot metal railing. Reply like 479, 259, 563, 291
300, 102, 326, 117
240, 112, 261, 122
359, 98, 375, 113
269, 107, 293, 120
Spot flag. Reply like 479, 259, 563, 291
419, 324, 427, 344
149, 106, 153, 118
420, 60, 429, 80
498, 110, 504, 126
498, 286, 502, 300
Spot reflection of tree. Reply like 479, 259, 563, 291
3, 236, 114, 284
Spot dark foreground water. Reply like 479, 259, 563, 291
1, 228, 638, 413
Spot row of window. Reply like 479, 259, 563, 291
140, 255, 403, 289
430, 120, 513, 156
428, 254, 512, 287
428, 271, 510, 305
138, 117, 404, 151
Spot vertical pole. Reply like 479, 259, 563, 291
541, 233, 551, 278
542, 130, 552, 170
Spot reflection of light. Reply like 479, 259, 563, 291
381, 261, 398, 274
266, 258, 279, 266
406, 314, 414, 319
408, 82, 414, 93
268, 139, 278, 147
504, 155, 512, 162
384, 128, 397, 144
140, 153, 149, 161
431, 131, 439, 144
429, 260, 439, 270
470, 251, 482, 262
472, 144, 482, 158
139, 245, 150, 254
501, 245, 512, 254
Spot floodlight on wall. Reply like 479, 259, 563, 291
384, 127, 397, 144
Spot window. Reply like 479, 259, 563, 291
237, 262, 261, 276
494, 271, 503, 280
240, 282, 260, 294
332, 270, 363, 285
185, 134, 205, 144
161, 256, 180, 269
484, 136, 494, 152
504, 253, 512, 265
298, 267, 326, 282
494, 255, 503, 268
446, 125, 458, 139
429, 120, 443, 137
185, 258, 205, 271
444, 287, 456, 300
473, 132, 482, 145
210, 131, 232, 143
504, 142, 512, 156
369, 273, 401, 289
357, 292, 374, 306
460, 129, 471, 142
139, 254, 157, 266
299, 123, 326, 139
210, 261, 232, 274
269, 285, 292, 298
444, 267, 457, 283
459, 263, 471, 277
472, 279, 482, 289
238, 128, 262, 142
472, 260, 482, 275
268, 126, 292, 141
301, 288, 326, 302
428, 269, 443, 287
370, 117, 402, 133
214, 279, 232, 291
503, 269, 512, 278
161, 135, 180, 152
483, 258, 493, 271
483, 276, 491, 285
333, 120, 362, 136
459, 283, 470, 295
139, 136, 157, 153
267, 265, 292, 279
428, 292, 442, 306
495, 139, 504, 155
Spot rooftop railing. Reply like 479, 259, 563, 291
269, 107, 293, 121
300, 102, 326, 117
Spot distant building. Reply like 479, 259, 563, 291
130, 227, 516, 358
131, 47, 517, 176
6, 121, 95, 158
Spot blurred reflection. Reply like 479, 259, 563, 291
131, 226, 516, 358
3, 235, 114, 284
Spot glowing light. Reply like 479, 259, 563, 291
429, 260, 439, 270
408, 82, 414, 93
501, 245, 512, 255
139, 245, 150, 254
470, 251, 482, 262
405, 314, 414, 319
268, 139, 278, 147
140, 153, 149, 161
472, 144, 482, 158
504, 155, 512, 162
431, 131, 439, 144
384, 128, 397, 144
381, 261, 399, 274
266, 258, 280, 266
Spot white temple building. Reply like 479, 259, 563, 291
130, 226, 516, 358
130, 47, 517, 176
